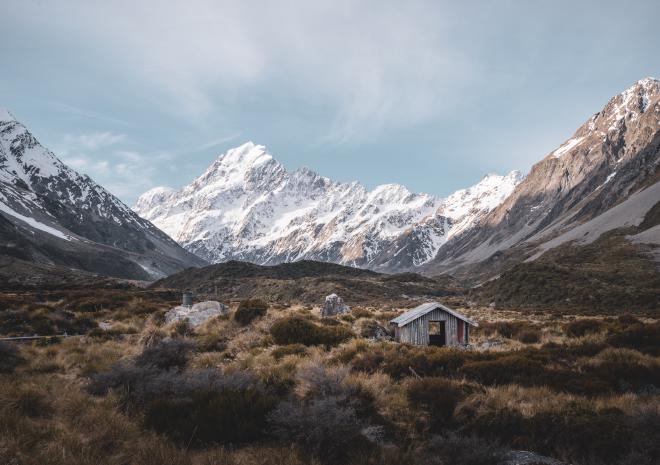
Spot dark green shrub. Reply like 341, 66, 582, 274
608, 322, 660, 355
144, 388, 275, 446
197, 333, 227, 352
134, 339, 196, 370
87, 327, 125, 340
268, 396, 377, 464
427, 433, 507, 465
270, 317, 352, 347
12, 388, 53, 418
318, 317, 341, 326
0, 342, 24, 373
458, 407, 525, 444
351, 345, 473, 379
516, 329, 541, 344
564, 319, 603, 337
617, 315, 640, 326
407, 378, 465, 430
479, 320, 527, 339
352, 308, 372, 318
459, 354, 546, 385
171, 318, 193, 336
234, 299, 268, 326
272, 344, 307, 360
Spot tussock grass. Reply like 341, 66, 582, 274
2, 286, 660, 465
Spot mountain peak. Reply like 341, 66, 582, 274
0, 107, 16, 123
636, 76, 659, 86
134, 141, 521, 269
216, 141, 273, 168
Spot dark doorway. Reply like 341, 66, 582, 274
429, 321, 446, 346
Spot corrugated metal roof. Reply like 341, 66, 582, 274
390, 302, 478, 327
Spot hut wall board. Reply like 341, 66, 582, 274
394, 308, 461, 346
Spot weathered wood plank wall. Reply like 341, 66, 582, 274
393, 308, 462, 346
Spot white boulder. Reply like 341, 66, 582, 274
165, 301, 229, 327
321, 293, 350, 317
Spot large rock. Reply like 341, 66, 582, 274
165, 301, 229, 327
321, 293, 350, 317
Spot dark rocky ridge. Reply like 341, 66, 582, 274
0, 110, 206, 280
152, 259, 464, 304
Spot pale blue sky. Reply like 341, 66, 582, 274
1, 0, 659, 203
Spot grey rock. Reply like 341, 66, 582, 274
165, 300, 229, 327
321, 293, 350, 317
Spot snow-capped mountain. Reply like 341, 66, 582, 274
0, 108, 205, 280
424, 77, 660, 279
134, 142, 521, 270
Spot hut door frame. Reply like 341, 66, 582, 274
428, 320, 446, 346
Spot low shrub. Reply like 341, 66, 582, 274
0, 342, 24, 373
144, 388, 276, 446
197, 333, 227, 352
358, 319, 391, 339
478, 320, 528, 339
171, 318, 193, 337
426, 433, 507, 465
134, 339, 197, 370
406, 377, 466, 430
318, 318, 341, 326
608, 322, 660, 355
458, 402, 654, 464
616, 315, 640, 326
459, 354, 546, 386
516, 329, 541, 344
234, 299, 268, 326
272, 344, 307, 360
270, 317, 353, 347
351, 308, 372, 319
268, 363, 382, 464
351, 345, 473, 379
89, 343, 275, 447
10, 387, 53, 418
564, 319, 603, 337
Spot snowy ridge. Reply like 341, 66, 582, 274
422, 77, 660, 277
0, 110, 204, 279
134, 142, 523, 270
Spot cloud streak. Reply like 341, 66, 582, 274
5, 0, 470, 141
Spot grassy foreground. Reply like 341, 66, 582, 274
1, 287, 659, 465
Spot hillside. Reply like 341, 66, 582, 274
426, 77, 660, 280
0, 109, 206, 280
151, 260, 464, 304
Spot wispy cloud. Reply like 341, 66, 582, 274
192, 133, 242, 153
5, 1, 471, 142
56, 132, 163, 202
47, 102, 132, 127
62, 132, 126, 150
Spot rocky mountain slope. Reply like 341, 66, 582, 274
425, 77, 660, 281
134, 142, 521, 270
0, 109, 206, 280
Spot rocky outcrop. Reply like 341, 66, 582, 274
165, 301, 229, 327
321, 293, 350, 317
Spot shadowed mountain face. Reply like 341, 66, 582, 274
424, 77, 660, 281
0, 109, 206, 280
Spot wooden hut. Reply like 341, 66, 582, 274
390, 302, 477, 347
